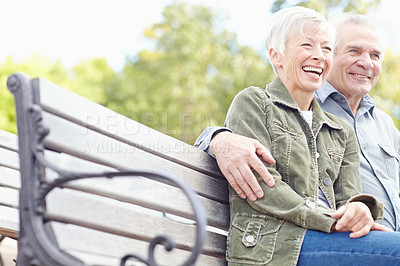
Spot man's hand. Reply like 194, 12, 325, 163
330, 202, 391, 238
209, 131, 275, 201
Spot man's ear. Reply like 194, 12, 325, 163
269, 48, 282, 67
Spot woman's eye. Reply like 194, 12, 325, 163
301, 43, 311, 47
323, 46, 332, 52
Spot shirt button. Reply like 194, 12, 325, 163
323, 178, 332, 186
316, 152, 320, 159
245, 235, 255, 243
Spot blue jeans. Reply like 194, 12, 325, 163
297, 230, 400, 266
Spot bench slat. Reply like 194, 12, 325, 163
37, 78, 222, 178
0, 147, 19, 170
45, 188, 227, 257
42, 112, 228, 204
0, 166, 20, 189
0, 205, 19, 238
0, 187, 18, 208
0, 129, 18, 152
51, 223, 227, 265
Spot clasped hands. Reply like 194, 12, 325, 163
331, 202, 392, 238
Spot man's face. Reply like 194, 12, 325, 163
327, 23, 382, 101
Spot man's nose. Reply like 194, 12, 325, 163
357, 52, 374, 69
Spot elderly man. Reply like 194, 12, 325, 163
195, 12, 400, 232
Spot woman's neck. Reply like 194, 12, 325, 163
288, 88, 314, 111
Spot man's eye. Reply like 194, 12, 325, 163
371, 53, 380, 60
323, 46, 332, 52
301, 43, 311, 47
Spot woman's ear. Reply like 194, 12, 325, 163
269, 48, 282, 67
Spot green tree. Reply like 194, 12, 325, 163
107, 1, 275, 144
0, 55, 117, 133
0, 55, 71, 133
72, 58, 121, 105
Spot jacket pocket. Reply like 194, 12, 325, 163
227, 214, 283, 265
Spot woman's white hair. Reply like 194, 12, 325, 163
265, 6, 335, 73
329, 12, 386, 56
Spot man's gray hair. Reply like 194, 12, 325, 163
329, 12, 386, 56
265, 6, 335, 73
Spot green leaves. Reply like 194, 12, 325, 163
108, 1, 274, 144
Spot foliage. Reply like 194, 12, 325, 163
0, 56, 116, 133
0, 55, 71, 133
105, 2, 274, 144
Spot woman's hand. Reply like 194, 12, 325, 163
330, 202, 374, 238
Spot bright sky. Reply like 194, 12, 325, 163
1, 0, 398, 71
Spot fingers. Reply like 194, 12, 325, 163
211, 132, 276, 200
238, 162, 264, 199
250, 140, 275, 187
216, 153, 261, 201
221, 169, 247, 200
332, 202, 374, 238
330, 205, 346, 220
349, 223, 371, 238
255, 142, 276, 165
248, 152, 275, 188
370, 222, 393, 232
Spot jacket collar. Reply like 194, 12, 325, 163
265, 78, 343, 131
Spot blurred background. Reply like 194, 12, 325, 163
1, 0, 399, 145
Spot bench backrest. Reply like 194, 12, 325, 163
7, 73, 229, 266
0, 129, 19, 239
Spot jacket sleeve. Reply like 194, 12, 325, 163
225, 87, 336, 233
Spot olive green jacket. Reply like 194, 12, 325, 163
225, 78, 383, 265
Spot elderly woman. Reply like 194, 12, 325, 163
225, 7, 394, 266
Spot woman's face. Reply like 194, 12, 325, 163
272, 26, 333, 95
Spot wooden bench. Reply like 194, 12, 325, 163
6, 73, 229, 265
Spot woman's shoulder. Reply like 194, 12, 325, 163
237, 86, 267, 97
233, 86, 270, 104
231, 86, 272, 112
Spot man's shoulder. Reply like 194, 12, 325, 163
373, 106, 392, 118
372, 106, 398, 127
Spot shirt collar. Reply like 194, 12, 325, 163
315, 82, 375, 118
